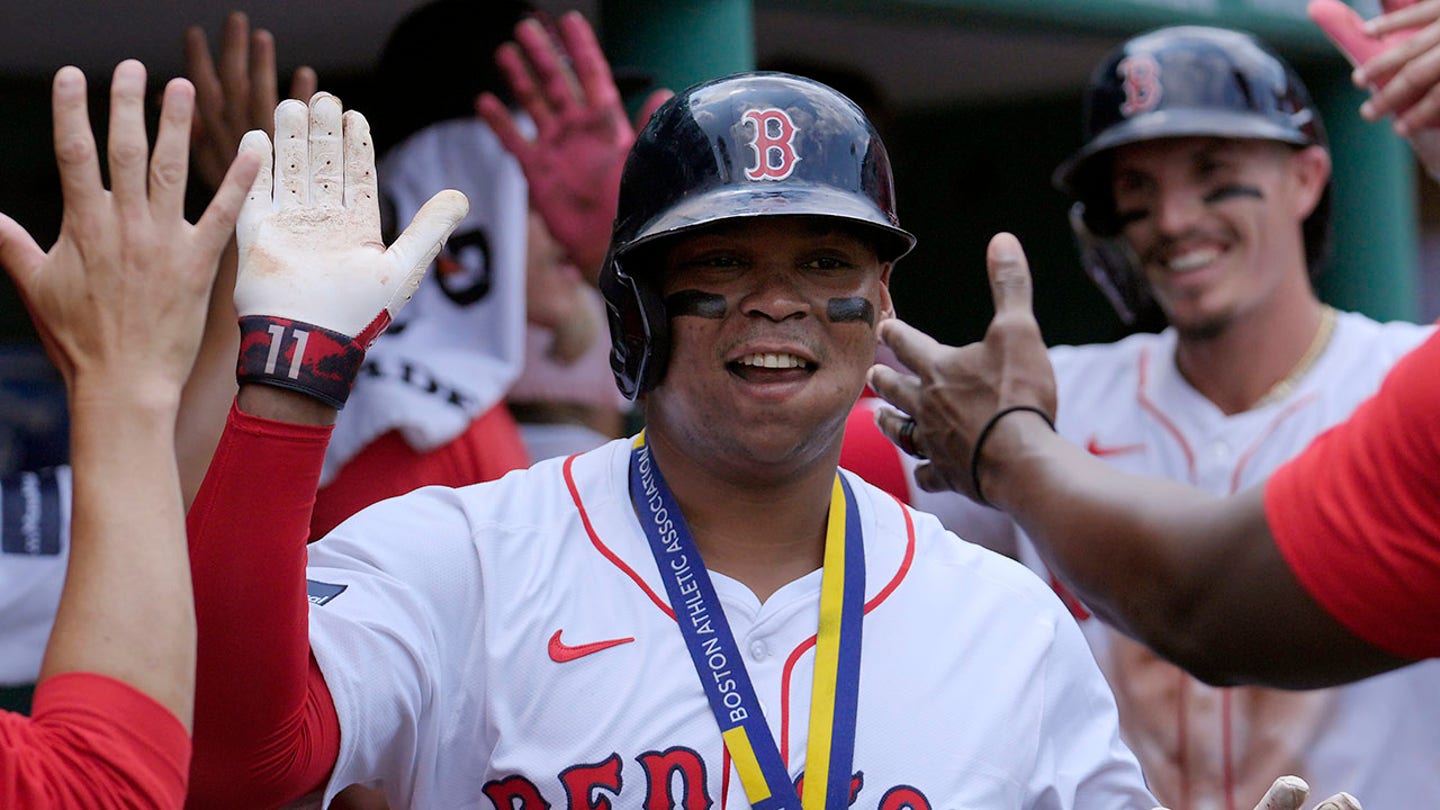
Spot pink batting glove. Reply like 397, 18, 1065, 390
477, 12, 670, 280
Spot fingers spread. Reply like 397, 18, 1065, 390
219, 11, 251, 134
236, 129, 273, 240
51, 66, 103, 222
477, 92, 530, 157
107, 60, 152, 213
495, 40, 551, 134
866, 361, 921, 418
1368, 0, 1440, 34
248, 28, 280, 132
877, 317, 946, 380
387, 189, 469, 283
197, 148, 261, 258
273, 98, 308, 209
515, 18, 581, 115
150, 78, 196, 222
185, 25, 224, 128
341, 109, 378, 224
308, 92, 343, 207
561, 11, 619, 110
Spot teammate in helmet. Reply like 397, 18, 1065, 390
183, 69, 1157, 808
882, 25, 1440, 810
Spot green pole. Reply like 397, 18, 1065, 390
600, 0, 755, 97
1311, 67, 1420, 322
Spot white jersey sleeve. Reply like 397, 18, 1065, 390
0, 465, 71, 686
305, 483, 491, 805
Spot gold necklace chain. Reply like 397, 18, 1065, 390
1253, 305, 1337, 409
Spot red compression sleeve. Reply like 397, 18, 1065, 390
186, 403, 342, 808
1266, 330, 1440, 659
0, 672, 188, 809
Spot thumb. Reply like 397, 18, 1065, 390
986, 232, 1034, 319
383, 189, 469, 315
1252, 776, 1310, 810
0, 213, 46, 293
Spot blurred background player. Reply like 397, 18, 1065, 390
880, 24, 1440, 810
1029, 26, 1438, 810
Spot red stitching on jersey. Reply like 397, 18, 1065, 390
1229, 392, 1318, 494
564, 454, 676, 620
1138, 347, 1198, 484
778, 491, 916, 764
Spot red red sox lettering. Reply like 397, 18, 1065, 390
482, 752, 933, 809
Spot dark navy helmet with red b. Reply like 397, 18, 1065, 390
600, 71, 915, 399
1054, 26, 1332, 323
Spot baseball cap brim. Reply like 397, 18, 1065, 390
1053, 107, 1316, 196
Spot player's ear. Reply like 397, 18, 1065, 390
1289, 145, 1330, 221
876, 261, 895, 323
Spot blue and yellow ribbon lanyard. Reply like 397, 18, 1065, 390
630, 432, 865, 810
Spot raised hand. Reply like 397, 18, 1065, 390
866, 233, 1056, 501
477, 11, 671, 277
233, 93, 468, 410
185, 11, 318, 192
0, 60, 258, 397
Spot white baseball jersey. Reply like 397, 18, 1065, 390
303, 438, 1155, 809
0, 465, 71, 686
1018, 311, 1440, 810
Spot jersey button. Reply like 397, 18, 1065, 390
749, 640, 769, 660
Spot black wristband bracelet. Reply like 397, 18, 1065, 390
970, 404, 1056, 508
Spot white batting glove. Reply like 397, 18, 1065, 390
233, 92, 468, 407
1154, 776, 1361, 810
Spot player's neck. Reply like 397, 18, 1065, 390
642, 431, 836, 603
1173, 293, 1330, 415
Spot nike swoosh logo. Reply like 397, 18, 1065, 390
548, 629, 635, 663
1085, 436, 1145, 457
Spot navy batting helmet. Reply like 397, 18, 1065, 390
1054, 26, 1332, 323
600, 71, 915, 399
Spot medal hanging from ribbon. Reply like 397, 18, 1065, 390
630, 433, 865, 810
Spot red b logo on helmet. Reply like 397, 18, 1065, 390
1118, 55, 1162, 117
743, 108, 800, 181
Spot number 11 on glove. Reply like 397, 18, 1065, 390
233, 92, 468, 408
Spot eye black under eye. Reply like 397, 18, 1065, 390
1203, 184, 1264, 205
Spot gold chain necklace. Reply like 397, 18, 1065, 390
1253, 305, 1337, 409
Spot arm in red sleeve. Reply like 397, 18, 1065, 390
1267, 329, 1440, 660
185, 403, 342, 808
0, 672, 188, 809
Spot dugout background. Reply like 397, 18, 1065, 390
0, 0, 1432, 475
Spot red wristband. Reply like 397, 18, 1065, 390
236, 315, 373, 409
